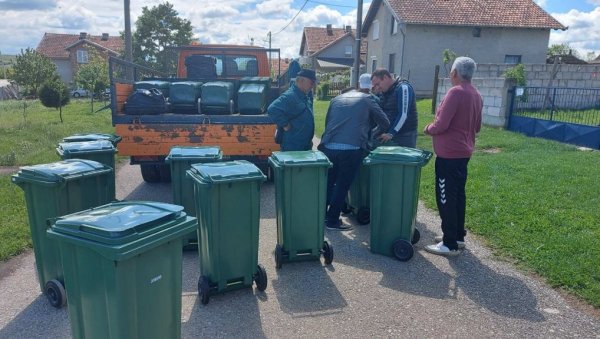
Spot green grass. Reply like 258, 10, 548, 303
0, 99, 113, 166
314, 98, 600, 307
519, 108, 600, 126
0, 98, 114, 260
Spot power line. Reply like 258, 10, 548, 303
308, 0, 355, 8
273, 0, 309, 35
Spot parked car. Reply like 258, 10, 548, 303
70, 88, 89, 98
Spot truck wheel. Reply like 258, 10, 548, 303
140, 164, 161, 183
159, 164, 171, 183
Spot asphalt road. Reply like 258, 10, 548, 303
1, 162, 599, 338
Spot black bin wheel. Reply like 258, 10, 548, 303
254, 264, 268, 291
356, 207, 370, 225
197, 276, 210, 305
392, 239, 414, 262
274, 244, 284, 269
45, 279, 66, 308
411, 228, 421, 245
322, 241, 334, 265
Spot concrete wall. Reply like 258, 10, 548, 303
476, 63, 600, 88
437, 77, 512, 127
317, 35, 355, 59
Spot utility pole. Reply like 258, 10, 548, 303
124, 0, 133, 63
352, 0, 363, 88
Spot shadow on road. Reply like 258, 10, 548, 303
271, 262, 347, 317
326, 218, 545, 322
0, 296, 69, 338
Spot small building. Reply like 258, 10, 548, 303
362, 0, 566, 96
37, 32, 124, 84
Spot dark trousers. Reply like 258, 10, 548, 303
435, 157, 470, 250
322, 148, 365, 227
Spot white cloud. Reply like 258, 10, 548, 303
256, 0, 293, 16
550, 7, 600, 54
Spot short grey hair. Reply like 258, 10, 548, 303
451, 57, 477, 81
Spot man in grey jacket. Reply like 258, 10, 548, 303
319, 74, 390, 230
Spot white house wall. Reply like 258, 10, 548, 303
53, 59, 73, 84
316, 35, 355, 59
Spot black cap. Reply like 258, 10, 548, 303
296, 69, 316, 83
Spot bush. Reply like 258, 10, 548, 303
317, 82, 330, 99
38, 80, 70, 122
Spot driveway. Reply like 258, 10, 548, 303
1, 162, 599, 338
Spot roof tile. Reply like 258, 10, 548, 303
36, 33, 124, 59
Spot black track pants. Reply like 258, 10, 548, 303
435, 157, 470, 250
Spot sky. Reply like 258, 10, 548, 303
0, 0, 599, 60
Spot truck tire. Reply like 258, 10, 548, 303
140, 164, 161, 183
159, 164, 171, 183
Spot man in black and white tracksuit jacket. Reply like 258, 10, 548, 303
371, 69, 418, 148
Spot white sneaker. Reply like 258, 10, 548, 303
425, 242, 460, 257
434, 235, 465, 249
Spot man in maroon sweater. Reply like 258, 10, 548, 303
423, 56, 482, 256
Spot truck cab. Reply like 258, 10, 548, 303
109, 45, 283, 182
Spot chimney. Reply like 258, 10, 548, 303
326, 24, 333, 35
345, 25, 351, 33
79, 32, 87, 40
101, 33, 109, 41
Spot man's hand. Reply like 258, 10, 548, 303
423, 124, 430, 135
283, 123, 291, 131
378, 133, 393, 142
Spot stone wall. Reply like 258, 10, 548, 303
436, 77, 512, 127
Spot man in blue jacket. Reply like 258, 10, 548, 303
371, 69, 418, 148
319, 74, 390, 230
268, 69, 316, 151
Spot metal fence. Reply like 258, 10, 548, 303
511, 87, 600, 126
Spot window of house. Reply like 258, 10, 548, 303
76, 50, 89, 64
472, 27, 481, 38
388, 53, 395, 74
391, 17, 398, 35
504, 55, 522, 64
371, 58, 377, 72
373, 20, 380, 40
345, 45, 352, 57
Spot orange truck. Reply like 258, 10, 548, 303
109, 44, 285, 182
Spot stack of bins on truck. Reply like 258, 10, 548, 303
268, 151, 334, 268
187, 160, 267, 304
134, 80, 171, 98
238, 77, 271, 115
11, 159, 114, 308
364, 146, 432, 261
169, 81, 203, 114
165, 146, 222, 250
47, 201, 196, 339
56, 140, 117, 200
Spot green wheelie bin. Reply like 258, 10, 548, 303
364, 146, 432, 261
56, 140, 117, 200
61, 133, 122, 147
268, 151, 333, 269
186, 160, 267, 304
47, 201, 196, 339
346, 163, 371, 225
165, 146, 222, 249
11, 159, 114, 308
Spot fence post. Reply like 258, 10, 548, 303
550, 88, 556, 121
507, 86, 516, 127
432, 65, 439, 114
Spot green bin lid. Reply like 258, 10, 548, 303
165, 146, 222, 162
188, 160, 265, 184
269, 151, 332, 167
57, 140, 116, 156
61, 133, 122, 145
49, 201, 186, 245
11, 159, 111, 185
367, 146, 432, 165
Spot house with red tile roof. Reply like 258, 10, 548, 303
299, 24, 367, 71
362, 0, 566, 96
37, 32, 123, 84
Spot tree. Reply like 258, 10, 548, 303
585, 51, 597, 62
132, 2, 194, 72
10, 48, 59, 97
39, 78, 70, 123
547, 43, 581, 58
442, 49, 457, 76
75, 52, 109, 112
